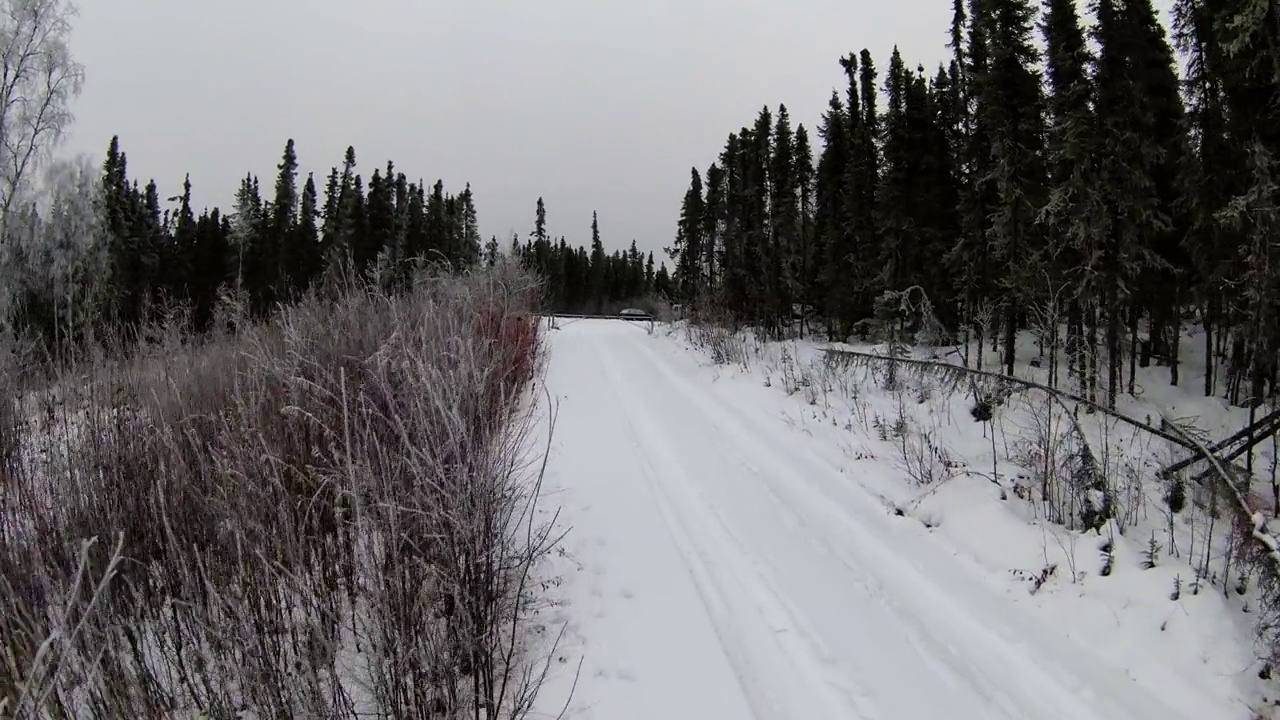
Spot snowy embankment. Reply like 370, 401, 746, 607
533, 318, 1268, 720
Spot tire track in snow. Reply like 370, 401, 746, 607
589, 337, 880, 720
597, 336, 1029, 719
625, 332, 1205, 720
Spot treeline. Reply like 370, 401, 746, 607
668, 0, 1279, 409
511, 198, 674, 314
7, 138, 486, 346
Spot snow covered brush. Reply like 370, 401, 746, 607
0, 263, 561, 719
478, 300, 541, 404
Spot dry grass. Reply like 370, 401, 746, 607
0, 263, 561, 719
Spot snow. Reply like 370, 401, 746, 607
533, 318, 1268, 720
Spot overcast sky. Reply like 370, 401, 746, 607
65, 0, 1174, 260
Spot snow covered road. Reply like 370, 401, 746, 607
536, 319, 1229, 720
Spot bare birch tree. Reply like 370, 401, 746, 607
0, 0, 84, 243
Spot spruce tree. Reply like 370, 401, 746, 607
816, 91, 852, 332
1173, 0, 1238, 396
139, 179, 167, 320
460, 183, 481, 266
1128, 0, 1191, 385
951, 0, 997, 368
271, 139, 299, 298
230, 173, 264, 309
485, 235, 499, 266
170, 174, 197, 305
1041, 0, 1100, 392
703, 162, 724, 292
191, 208, 230, 332
1092, 0, 1188, 405
329, 147, 362, 273
737, 105, 773, 319
793, 123, 817, 335
424, 180, 447, 260
770, 105, 799, 327
846, 51, 881, 330
627, 240, 643, 299
100, 137, 138, 327
391, 171, 410, 268
718, 132, 748, 315
590, 211, 606, 312
969, 0, 1047, 374
320, 167, 340, 267
533, 196, 548, 245
949, 0, 968, 94
746, 107, 773, 321
915, 66, 961, 320
674, 167, 706, 301
346, 175, 368, 275
655, 261, 673, 298
875, 48, 915, 297
296, 174, 320, 291
1206, 0, 1280, 406
444, 192, 464, 265
362, 168, 393, 276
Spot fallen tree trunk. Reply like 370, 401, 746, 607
1162, 406, 1280, 477
821, 347, 1194, 450
822, 345, 1280, 665
1161, 412, 1280, 666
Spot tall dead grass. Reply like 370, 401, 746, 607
0, 263, 560, 719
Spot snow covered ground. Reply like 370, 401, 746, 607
532, 318, 1269, 720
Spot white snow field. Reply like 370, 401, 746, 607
532, 318, 1267, 720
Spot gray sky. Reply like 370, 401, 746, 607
65, 0, 961, 259
65, 0, 1174, 260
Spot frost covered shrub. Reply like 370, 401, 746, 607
1010, 393, 1112, 531
896, 424, 953, 486
687, 322, 751, 367
0, 265, 559, 719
